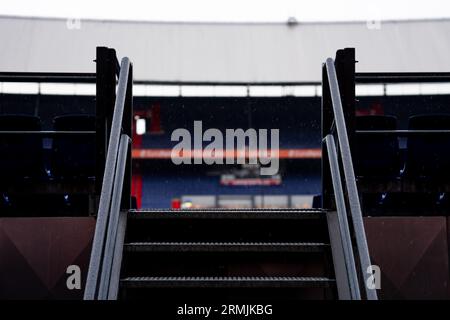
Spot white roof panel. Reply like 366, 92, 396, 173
0, 16, 449, 82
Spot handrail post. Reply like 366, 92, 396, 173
84, 57, 131, 300
322, 63, 334, 210
98, 134, 130, 299
335, 48, 356, 156
121, 63, 133, 210
325, 135, 361, 300
95, 47, 117, 199
325, 57, 378, 300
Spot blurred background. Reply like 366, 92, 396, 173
1, 0, 450, 210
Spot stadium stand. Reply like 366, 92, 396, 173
0, 114, 44, 181
355, 115, 401, 178
406, 114, 450, 179
3, 44, 450, 301
51, 114, 96, 179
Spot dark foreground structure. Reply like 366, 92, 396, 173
1, 47, 450, 300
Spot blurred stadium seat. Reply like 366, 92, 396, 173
406, 114, 450, 179
355, 115, 401, 179
51, 114, 96, 180
0, 114, 44, 182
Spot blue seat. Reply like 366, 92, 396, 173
0, 114, 44, 182
354, 115, 400, 178
51, 114, 96, 179
312, 195, 322, 209
406, 114, 450, 179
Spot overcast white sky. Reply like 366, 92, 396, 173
1, 0, 450, 22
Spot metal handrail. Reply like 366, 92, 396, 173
325, 135, 360, 300
98, 133, 130, 299
356, 72, 450, 83
325, 58, 378, 300
84, 57, 131, 300
0, 72, 96, 83
107, 210, 128, 300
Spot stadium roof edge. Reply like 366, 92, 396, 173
1, 14, 450, 27
1, 15, 450, 82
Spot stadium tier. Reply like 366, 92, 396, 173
1, 46, 450, 302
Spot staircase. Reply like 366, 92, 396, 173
84, 48, 378, 301
118, 209, 336, 301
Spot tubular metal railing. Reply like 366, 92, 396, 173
84, 56, 132, 300
0, 72, 96, 83
355, 72, 450, 83
322, 52, 378, 300
324, 135, 360, 299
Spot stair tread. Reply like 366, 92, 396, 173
122, 276, 334, 281
120, 276, 335, 288
126, 241, 328, 245
129, 209, 326, 220
124, 241, 329, 252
